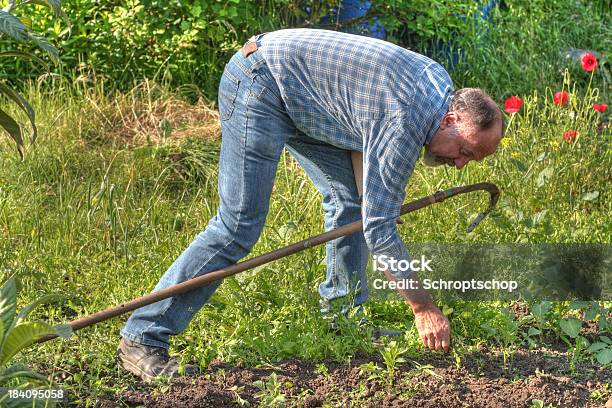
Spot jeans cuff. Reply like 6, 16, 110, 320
120, 329, 170, 350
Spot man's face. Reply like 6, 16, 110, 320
424, 113, 502, 170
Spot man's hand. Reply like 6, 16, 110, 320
382, 271, 451, 351
413, 303, 450, 351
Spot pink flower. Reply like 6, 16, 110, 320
504, 96, 523, 113
593, 103, 608, 113
553, 91, 569, 106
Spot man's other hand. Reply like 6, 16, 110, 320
413, 304, 450, 352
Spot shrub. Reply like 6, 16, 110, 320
0, 0, 64, 158
1, 0, 487, 97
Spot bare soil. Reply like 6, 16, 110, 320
95, 347, 611, 407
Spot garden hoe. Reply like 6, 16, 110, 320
38, 182, 500, 343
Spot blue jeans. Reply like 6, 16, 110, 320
121, 45, 369, 349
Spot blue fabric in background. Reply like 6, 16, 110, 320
480, 0, 499, 22
312, 0, 500, 70
315, 0, 386, 39
417, 0, 500, 69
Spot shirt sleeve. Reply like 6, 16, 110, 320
361, 116, 423, 279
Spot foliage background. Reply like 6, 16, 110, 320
1, 0, 607, 100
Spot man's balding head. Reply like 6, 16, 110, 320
450, 88, 503, 133
424, 88, 503, 169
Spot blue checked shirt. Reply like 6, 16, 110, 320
258, 29, 453, 276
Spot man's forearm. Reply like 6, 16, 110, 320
351, 151, 363, 198
383, 270, 435, 312
352, 151, 434, 312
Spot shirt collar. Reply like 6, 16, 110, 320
424, 92, 452, 146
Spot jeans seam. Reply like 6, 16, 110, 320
293, 138, 341, 296
233, 52, 266, 77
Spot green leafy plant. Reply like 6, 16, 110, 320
314, 363, 330, 379
530, 399, 555, 408
558, 317, 592, 373
359, 361, 383, 381
530, 301, 552, 337
560, 302, 612, 366
227, 385, 250, 407
373, 0, 481, 50
520, 300, 553, 348
0, 0, 64, 158
589, 383, 610, 402
481, 310, 519, 371
586, 336, 612, 366
410, 360, 442, 379
380, 340, 407, 389
253, 372, 285, 407
0, 276, 72, 406
358, 341, 410, 391
521, 326, 542, 349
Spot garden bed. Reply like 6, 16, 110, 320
99, 347, 610, 407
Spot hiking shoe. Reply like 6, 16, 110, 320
116, 337, 198, 382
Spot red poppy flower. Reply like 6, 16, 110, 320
593, 103, 608, 113
580, 52, 598, 72
504, 96, 523, 113
563, 130, 578, 143
553, 91, 569, 106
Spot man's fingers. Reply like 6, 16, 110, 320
424, 332, 436, 350
420, 332, 430, 349
434, 334, 443, 351
442, 328, 451, 351
426, 328, 450, 351
420, 333, 429, 349
422, 332, 448, 351
414, 309, 451, 351
441, 337, 450, 351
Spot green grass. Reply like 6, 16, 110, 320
0, 1, 610, 405
1, 68, 609, 404
448, 0, 611, 100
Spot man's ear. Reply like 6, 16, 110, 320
439, 112, 458, 130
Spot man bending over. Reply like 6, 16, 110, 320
117, 29, 503, 382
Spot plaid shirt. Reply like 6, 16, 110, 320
259, 29, 453, 272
